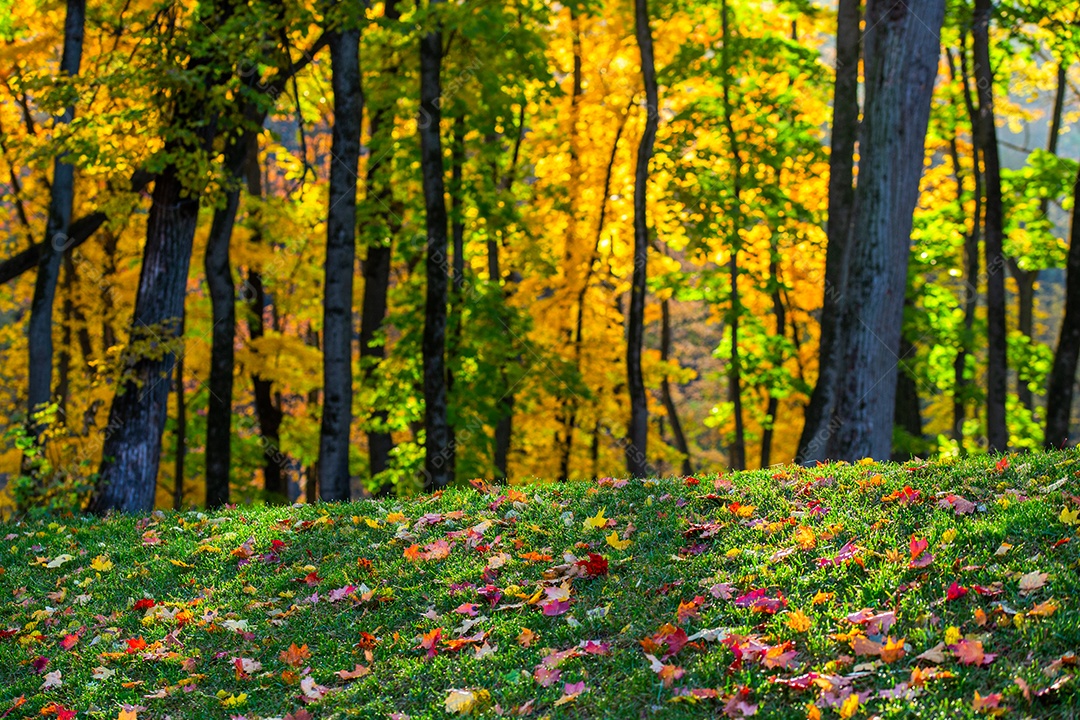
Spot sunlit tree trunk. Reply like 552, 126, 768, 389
826, 0, 944, 461
797, 0, 859, 464
319, 27, 363, 502
419, 0, 452, 490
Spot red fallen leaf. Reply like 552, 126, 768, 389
995, 456, 1009, 473
540, 599, 570, 616
684, 477, 700, 487
39, 704, 75, 720
972, 583, 1003, 598
59, 634, 78, 650
455, 603, 479, 617
270, 539, 287, 551
1051, 537, 1071, 549
404, 544, 421, 561
768, 672, 820, 690
132, 598, 156, 612
676, 596, 706, 624
952, 639, 996, 666
534, 666, 561, 687
31, 656, 48, 673
723, 685, 758, 718
296, 571, 321, 587
973, 691, 1003, 712
882, 485, 922, 504
125, 637, 147, 654
575, 553, 608, 578
418, 628, 442, 659
335, 663, 370, 680
651, 623, 690, 659
734, 588, 788, 614
1, 695, 25, 718
946, 582, 968, 601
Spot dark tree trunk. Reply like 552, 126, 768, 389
419, 2, 452, 490
797, 0, 860, 464
318, 28, 363, 502
721, 0, 745, 471
243, 136, 287, 502
26, 0, 86, 430
90, 166, 203, 513
626, 0, 658, 478
1045, 164, 1080, 448
972, 0, 1007, 452
660, 299, 692, 475
892, 334, 923, 460
174, 351, 185, 511
826, 0, 944, 461
445, 116, 466, 484
761, 254, 786, 468
359, 0, 400, 492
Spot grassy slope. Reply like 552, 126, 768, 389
2, 452, 1079, 720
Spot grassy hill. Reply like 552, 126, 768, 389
2, 452, 1079, 719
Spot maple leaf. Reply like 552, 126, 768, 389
455, 603, 479, 617
946, 581, 968, 601
972, 691, 1004, 714
45, 554, 73, 569
1060, 506, 1080, 525
445, 688, 489, 714
1027, 599, 1059, 618
575, 552, 608, 577
90, 555, 113, 572
418, 628, 442, 659
881, 636, 906, 663
279, 643, 312, 667
723, 686, 758, 718
118, 709, 138, 720
794, 526, 816, 550
517, 627, 536, 648
952, 639, 996, 666
1018, 571, 1048, 593
676, 596, 705, 624
534, 666, 560, 687
540, 599, 570, 616
605, 530, 632, 550
909, 536, 934, 568
786, 609, 811, 633
554, 680, 587, 706
583, 507, 608, 530
125, 637, 147, 654
40, 671, 62, 690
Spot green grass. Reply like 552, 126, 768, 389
3, 451, 1079, 719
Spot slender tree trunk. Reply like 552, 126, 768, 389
1045, 164, 1080, 448
626, 0, 658, 478
972, 0, 1007, 452
27, 0, 86, 431
720, 0, 746, 471
419, 1, 452, 490
204, 158, 241, 508
761, 255, 786, 468
174, 351, 185, 511
826, 0, 945, 461
445, 116, 466, 484
360, 0, 400, 492
796, 0, 860, 463
319, 28, 363, 502
660, 299, 692, 475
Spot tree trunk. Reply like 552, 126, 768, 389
204, 158, 241, 508
660, 299, 692, 475
1045, 164, 1080, 448
174, 350, 185, 511
419, 2, 452, 490
761, 254, 786, 468
892, 334, 923, 459
626, 0, 658, 478
359, 0, 400, 492
720, 0, 745, 471
318, 28, 363, 502
972, 0, 1007, 452
796, 0, 860, 464
26, 0, 86, 431
825, 0, 944, 461
445, 115, 466, 484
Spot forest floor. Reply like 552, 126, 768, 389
2, 452, 1080, 719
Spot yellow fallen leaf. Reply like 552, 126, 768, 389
1027, 599, 1059, 618
940, 528, 957, 544
606, 530, 632, 550
583, 508, 608, 531
118, 708, 138, 720
1059, 507, 1079, 526
945, 626, 961, 646
386, 512, 407, 524
91, 555, 113, 572
794, 526, 816, 550
786, 609, 811, 633
45, 554, 74, 568
811, 591, 834, 606
169, 559, 194, 568
445, 688, 489, 715
838, 693, 860, 719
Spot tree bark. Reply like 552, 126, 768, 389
825, 0, 944, 461
660, 298, 692, 475
419, 1, 452, 490
891, 334, 923, 459
972, 0, 1007, 452
26, 0, 86, 430
318, 28, 363, 502
174, 348, 185, 511
626, 0, 658, 478
796, 0, 860, 464
359, 0, 401, 492
445, 115, 466, 484
761, 254, 786, 468
1045, 164, 1080, 448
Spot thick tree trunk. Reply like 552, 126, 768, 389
26, 0, 86, 429
826, 0, 944, 461
90, 165, 204, 513
972, 0, 1007, 452
796, 0, 860, 464
626, 0, 658, 478
660, 299, 692, 475
1045, 165, 1080, 448
419, 3, 452, 490
318, 28, 363, 502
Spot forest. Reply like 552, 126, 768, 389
0, 0, 1078, 513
